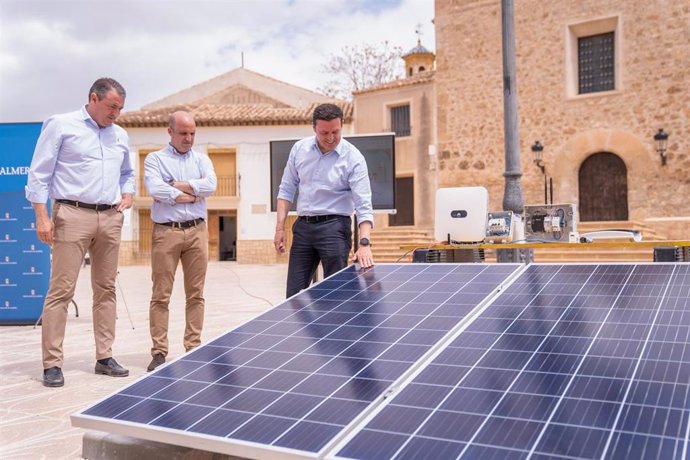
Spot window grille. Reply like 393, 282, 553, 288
390, 105, 411, 137
578, 32, 615, 94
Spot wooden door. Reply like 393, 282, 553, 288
137, 209, 153, 254
389, 177, 414, 226
578, 152, 628, 221
208, 149, 237, 196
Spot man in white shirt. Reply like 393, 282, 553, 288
274, 103, 374, 298
26, 77, 135, 387
143, 111, 217, 372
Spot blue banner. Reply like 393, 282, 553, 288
0, 123, 49, 325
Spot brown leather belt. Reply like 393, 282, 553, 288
158, 218, 205, 229
56, 199, 116, 211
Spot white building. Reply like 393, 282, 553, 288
116, 67, 350, 264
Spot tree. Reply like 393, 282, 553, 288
318, 41, 404, 100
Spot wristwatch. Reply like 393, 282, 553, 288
359, 237, 371, 247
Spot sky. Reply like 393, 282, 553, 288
0, 0, 435, 123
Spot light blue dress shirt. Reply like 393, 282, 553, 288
144, 145, 217, 224
277, 136, 374, 224
25, 106, 135, 204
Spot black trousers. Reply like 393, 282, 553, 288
286, 216, 352, 297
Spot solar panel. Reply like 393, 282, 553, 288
72, 263, 522, 459
333, 263, 690, 460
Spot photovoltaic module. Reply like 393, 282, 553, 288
72, 263, 690, 460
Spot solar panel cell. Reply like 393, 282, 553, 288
396, 437, 466, 460
336, 430, 407, 459
190, 408, 251, 437
305, 398, 369, 425
186, 383, 244, 407
233, 414, 297, 443
115, 399, 177, 424
83, 394, 139, 418
154, 404, 212, 430
274, 421, 342, 451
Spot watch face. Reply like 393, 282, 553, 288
359, 238, 370, 246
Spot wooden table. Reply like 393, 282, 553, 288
401, 241, 690, 262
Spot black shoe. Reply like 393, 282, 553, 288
95, 358, 129, 377
43, 367, 64, 387
146, 353, 166, 372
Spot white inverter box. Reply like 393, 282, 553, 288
434, 187, 489, 243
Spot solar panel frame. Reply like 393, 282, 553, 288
71, 263, 524, 460
330, 263, 690, 460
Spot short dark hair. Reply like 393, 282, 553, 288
88, 78, 126, 101
312, 103, 343, 126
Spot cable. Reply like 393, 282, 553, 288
218, 263, 274, 307
116, 271, 136, 330
395, 247, 418, 263
509, 238, 565, 244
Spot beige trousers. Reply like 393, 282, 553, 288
42, 204, 124, 369
149, 221, 208, 357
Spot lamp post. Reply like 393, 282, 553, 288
654, 128, 669, 166
497, 0, 531, 263
531, 140, 551, 204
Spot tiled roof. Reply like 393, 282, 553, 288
116, 101, 353, 128
352, 70, 435, 95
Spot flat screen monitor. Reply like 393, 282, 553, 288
269, 133, 395, 213
434, 187, 488, 243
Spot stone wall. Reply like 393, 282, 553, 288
434, 0, 689, 232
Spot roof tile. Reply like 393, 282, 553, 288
117, 101, 353, 128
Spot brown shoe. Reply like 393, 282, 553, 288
147, 353, 165, 372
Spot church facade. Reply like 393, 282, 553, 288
434, 0, 689, 239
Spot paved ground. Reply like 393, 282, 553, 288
0, 261, 288, 460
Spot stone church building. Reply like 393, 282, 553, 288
434, 0, 689, 240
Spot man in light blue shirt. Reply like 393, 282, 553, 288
144, 111, 217, 372
274, 103, 374, 298
25, 77, 135, 387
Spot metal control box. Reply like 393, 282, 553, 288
484, 211, 517, 243
523, 203, 577, 243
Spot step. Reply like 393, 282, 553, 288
369, 226, 436, 264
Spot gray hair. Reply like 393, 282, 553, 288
88, 78, 126, 101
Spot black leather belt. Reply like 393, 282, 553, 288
298, 215, 344, 223
56, 199, 116, 211
158, 218, 204, 229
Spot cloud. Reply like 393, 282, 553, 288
0, 0, 435, 123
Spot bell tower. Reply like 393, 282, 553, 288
402, 29, 435, 77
